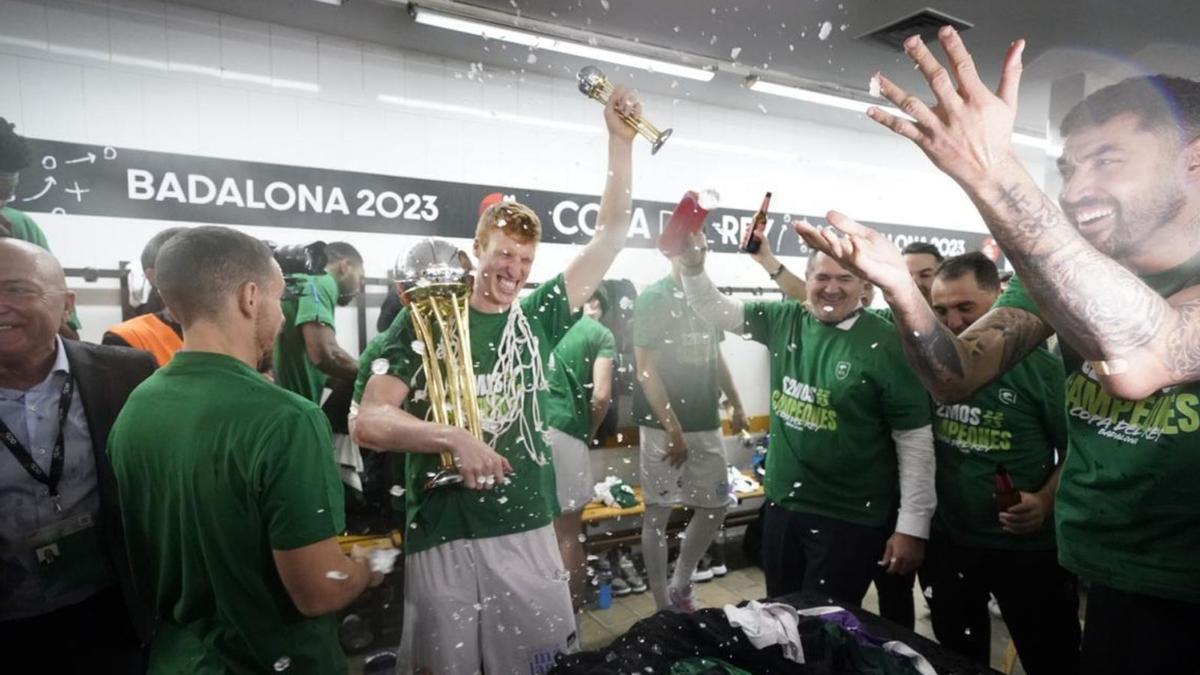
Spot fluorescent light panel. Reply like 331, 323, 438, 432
748, 78, 1056, 153
411, 6, 714, 82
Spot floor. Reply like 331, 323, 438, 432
580, 564, 1025, 674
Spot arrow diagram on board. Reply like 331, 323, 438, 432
21, 176, 56, 202
64, 152, 97, 165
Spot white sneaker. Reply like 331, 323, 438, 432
710, 563, 728, 577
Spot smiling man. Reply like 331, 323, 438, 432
921, 252, 1079, 675
678, 237, 936, 608
795, 29, 1200, 674
352, 87, 638, 674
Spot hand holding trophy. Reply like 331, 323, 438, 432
578, 65, 673, 154
397, 238, 509, 490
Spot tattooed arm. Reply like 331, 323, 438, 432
862, 25, 1200, 399
966, 165, 1200, 399
795, 214, 1053, 402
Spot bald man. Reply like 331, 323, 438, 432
0, 239, 155, 672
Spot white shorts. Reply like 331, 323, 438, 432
639, 426, 730, 508
547, 428, 593, 513
396, 525, 575, 674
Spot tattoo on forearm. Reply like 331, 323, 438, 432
1165, 302, 1200, 381
986, 181, 1168, 358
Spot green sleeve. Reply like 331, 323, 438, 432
596, 324, 616, 360
877, 339, 934, 431
373, 314, 422, 389
258, 407, 345, 550
3, 207, 50, 249
632, 287, 661, 348
520, 273, 578, 353
742, 300, 789, 346
295, 274, 337, 328
1036, 349, 1070, 452
993, 275, 1043, 318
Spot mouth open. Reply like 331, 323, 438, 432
1070, 205, 1116, 232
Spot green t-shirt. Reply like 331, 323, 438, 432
632, 275, 724, 432
933, 346, 1067, 550
996, 273, 1200, 601
4, 205, 81, 330
108, 351, 347, 674
743, 303, 931, 527
545, 316, 616, 442
867, 306, 894, 323
353, 275, 576, 553
274, 273, 339, 404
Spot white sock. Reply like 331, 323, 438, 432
640, 504, 673, 610
670, 506, 727, 591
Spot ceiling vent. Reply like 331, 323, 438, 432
858, 7, 973, 51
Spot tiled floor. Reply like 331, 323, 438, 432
581, 565, 1025, 674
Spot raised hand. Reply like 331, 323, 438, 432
868, 26, 1025, 188
604, 84, 641, 144
793, 212, 912, 296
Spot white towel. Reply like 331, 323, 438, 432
723, 600, 805, 664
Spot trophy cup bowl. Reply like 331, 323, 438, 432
396, 238, 482, 489
577, 65, 673, 155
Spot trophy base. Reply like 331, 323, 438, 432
651, 128, 673, 155
424, 469, 464, 490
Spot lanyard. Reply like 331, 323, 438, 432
0, 376, 74, 513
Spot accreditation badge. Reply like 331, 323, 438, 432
25, 512, 114, 597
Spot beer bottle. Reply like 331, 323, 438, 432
740, 191, 772, 254
993, 463, 1021, 512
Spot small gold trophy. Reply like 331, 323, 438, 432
577, 65, 673, 154
397, 238, 482, 489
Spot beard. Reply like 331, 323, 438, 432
1068, 182, 1186, 262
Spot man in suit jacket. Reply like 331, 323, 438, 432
0, 238, 155, 673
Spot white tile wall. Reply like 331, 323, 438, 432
0, 0, 1044, 413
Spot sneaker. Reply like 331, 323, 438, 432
611, 575, 632, 596
595, 557, 631, 596
668, 583, 698, 613
616, 552, 647, 594
710, 562, 728, 577
691, 555, 714, 583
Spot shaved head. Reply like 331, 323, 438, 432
0, 239, 73, 377
0, 238, 66, 289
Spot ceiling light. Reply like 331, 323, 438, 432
410, 5, 715, 82
747, 77, 1057, 153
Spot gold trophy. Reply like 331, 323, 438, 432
577, 65, 673, 154
396, 238, 481, 489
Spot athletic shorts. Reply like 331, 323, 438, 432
639, 426, 729, 509
397, 525, 576, 674
547, 428, 593, 513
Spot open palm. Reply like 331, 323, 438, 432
793, 212, 912, 295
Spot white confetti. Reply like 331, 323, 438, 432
371, 358, 389, 375
390, 485, 406, 498
325, 570, 350, 581
757, 103, 768, 114
273, 656, 292, 671
526, 52, 538, 64
698, 189, 721, 210
411, 341, 426, 355
818, 21, 833, 40
600, 0, 610, 9
869, 74, 882, 98
730, 46, 742, 59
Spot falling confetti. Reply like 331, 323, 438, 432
730, 46, 742, 59
869, 74, 882, 98
757, 103, 768, 113
273, 657, 292, 671
390, 485, 406, 497
526, 52, 538, 64
818, 21, 833, 40
325, 570, 350, 581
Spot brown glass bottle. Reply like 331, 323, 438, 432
993, 463, 1021, 512
740, 191, 772, 253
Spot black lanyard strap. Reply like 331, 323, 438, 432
0, 376, 73, 510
